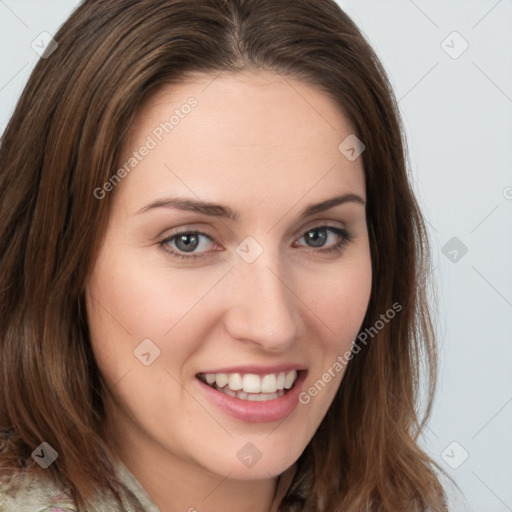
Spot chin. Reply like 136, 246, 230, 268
196, 440, 304, 480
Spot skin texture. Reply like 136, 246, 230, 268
85, 70, 372, 512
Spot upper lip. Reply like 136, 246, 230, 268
196, 364, 307, 376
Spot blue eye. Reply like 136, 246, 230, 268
295, 226, 353, 252
160, 231, 215, 260
159, 225, 353, 261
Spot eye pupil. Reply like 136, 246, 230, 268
176, 233, 199, 252
306, 228, 327, 247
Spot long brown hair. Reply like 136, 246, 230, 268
0, 0, 449, 509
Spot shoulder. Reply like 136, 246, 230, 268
0, 469, 77, 512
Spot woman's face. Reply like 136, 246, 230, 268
86, 70, 371, 482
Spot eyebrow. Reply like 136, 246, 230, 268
136, 193, 365, 221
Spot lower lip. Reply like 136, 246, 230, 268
196, 371, 307, 423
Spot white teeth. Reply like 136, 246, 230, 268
284, 370, 297, 390
201, 370, 300, 394
228, 373, 243, 391
276, 372, 286, 390
242, 374, 261, 393
223, 389, 284, 401
215, 373, 228, 388
222, 387, 236, 398
261, 374, 277, 393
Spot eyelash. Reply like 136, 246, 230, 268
158, 225, 354, 262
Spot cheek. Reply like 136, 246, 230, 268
86, 245, 224, 337
301, 255, 372, 348
85, 248, 154, 380
294, 257, 371, 435
84, 247, 232, 384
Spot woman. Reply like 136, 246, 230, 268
0, 0, 450, 510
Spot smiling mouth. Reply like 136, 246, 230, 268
196, 370, 300, 402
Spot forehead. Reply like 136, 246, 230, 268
116, 70, 365, 214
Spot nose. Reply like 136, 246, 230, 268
222, 247, 305, 352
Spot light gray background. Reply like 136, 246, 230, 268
0, 1, 511, 510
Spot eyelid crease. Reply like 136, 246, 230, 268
156, 215, 349, 242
